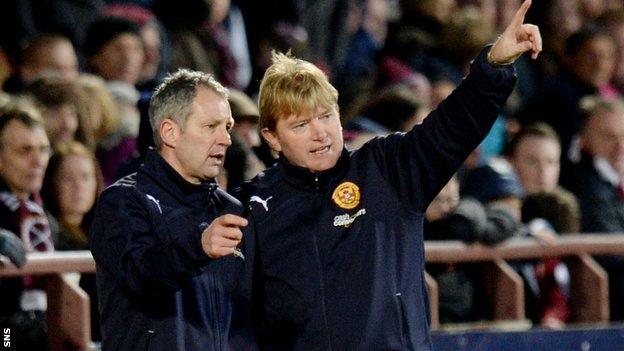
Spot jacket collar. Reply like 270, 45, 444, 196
278, 148, 350, 191
139, 148, 218, 206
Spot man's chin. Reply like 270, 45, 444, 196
202, 167, 221, 181
309, 158, 339, 173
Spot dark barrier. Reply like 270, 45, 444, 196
432, 325, 624, 351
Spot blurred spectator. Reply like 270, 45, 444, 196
152, 0, 212, 74
295, 0, 355, 74
439, 5, 495, 76
525, 0, 583, 80
505, 123, 577, 328
461, 159, 524, 232
598, 9, 624, 94
223, 89, 267, 189
106, 4, 168, 91
522, 190, 581, 234
506, 122, 562, 193
41, 141, 103, 342
248, 21, 310, 97
462, 159, 570, 327
0, 106, 56, 351
86, 16, 145, 86
3, 34, 79, 94
84, 16, 146, 180
567, 95, 624, 232
103, 5, 168, 161
505, 121, 581, 236
563, 97, 624, 319
98, 81, 140, 184
42, 142, 102, 250
0, 0, 104, 64
520, 25, 618, 160
77, 74, 120, 147
580, 0, 611, 22
522, 190, 581, 327
425, 173, 520, 323
336, 0, 391, 111
154, 0, 249, 90
25, 77, 93, 150
220, 0, 253, 90
345, 84, 427, 134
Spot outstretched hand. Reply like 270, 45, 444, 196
489, 0, 542, 65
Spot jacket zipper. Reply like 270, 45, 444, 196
312, 175, 334, 350
205, 184, 222, 350
395, 293, 415, 351
211, 273, 222, 350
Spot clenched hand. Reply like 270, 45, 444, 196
201, 214, 248, 259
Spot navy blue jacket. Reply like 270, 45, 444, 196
240, 47, 516, 350
90, 150, 244, 351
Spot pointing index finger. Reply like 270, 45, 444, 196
510, 0, 532, 28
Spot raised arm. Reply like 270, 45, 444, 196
367, 0, 542, 212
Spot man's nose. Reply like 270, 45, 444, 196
309, 118, 328, 140
217, 126, 232, 146
32, 150, 48, 168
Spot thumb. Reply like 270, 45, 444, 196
518, 40, 533, 53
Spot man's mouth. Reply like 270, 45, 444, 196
209, 153, 225, 163
310, 145, 331, 155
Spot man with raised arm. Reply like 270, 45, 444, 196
238, 1, 542, 349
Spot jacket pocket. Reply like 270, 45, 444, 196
395, 293, 415, 351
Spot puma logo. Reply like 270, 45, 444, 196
146, 194, 162, 214
250, 196, 273, 211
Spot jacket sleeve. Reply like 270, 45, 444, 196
366, 46, 516, 212
89, 186, 211, 297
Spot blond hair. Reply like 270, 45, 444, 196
258, 52, 338, 131
78, 74, 119, 145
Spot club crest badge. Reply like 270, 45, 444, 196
332, 181, 360, 209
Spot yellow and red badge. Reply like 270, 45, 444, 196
332, 181, 360, 209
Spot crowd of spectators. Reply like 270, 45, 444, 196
2, 0, 624, 349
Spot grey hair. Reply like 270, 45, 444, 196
149, 69, 228, 148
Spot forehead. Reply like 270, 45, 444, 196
588, 110, 624, 131
37, 41, 76, 61
1, 120, 48, 147
105, 33, 143, 49
59, 154, 93, 171
187, 87, 232, 122
583, 35, 616, 51
283, 105, 333, 121
517, 135, 560, 151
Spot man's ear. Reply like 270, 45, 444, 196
160, 118, 179, 148
261, 127, 282, 152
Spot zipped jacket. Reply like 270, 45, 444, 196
90, 150, 243, 351
240, 46, 516, 350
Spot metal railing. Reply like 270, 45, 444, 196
2, 235, 624, 348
